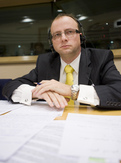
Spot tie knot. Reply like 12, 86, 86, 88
64, 65, 74, 74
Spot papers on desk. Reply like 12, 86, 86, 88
0, 101, 64, 161
0, 117, 119, 163
0, 121, 79, 163
59, 113, 121, 162
0, 100, 121, 163
0, 100, 23, 115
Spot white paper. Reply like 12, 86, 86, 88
0, 101, 64, 161
59, 113, 121, 160
78, 157, 119, 163
0, 121, 79, 163
0, 100, 23, 115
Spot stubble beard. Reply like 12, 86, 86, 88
59, 48, 80, 63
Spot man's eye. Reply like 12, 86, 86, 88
69, 30, 73, 33
66, 30, 73, 34
55, 33, 61, 37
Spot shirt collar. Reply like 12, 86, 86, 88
61, 53, 81, 74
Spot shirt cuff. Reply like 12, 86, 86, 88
11, 84, 35, 105
77, 85, 100, 106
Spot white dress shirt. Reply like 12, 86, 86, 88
12, 53, 100, 106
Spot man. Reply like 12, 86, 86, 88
2, 13, 121, 109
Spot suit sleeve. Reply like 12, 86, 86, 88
94, 50, 121, 109
2, 56, 40, 101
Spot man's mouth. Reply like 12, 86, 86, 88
60, 45, 70, 48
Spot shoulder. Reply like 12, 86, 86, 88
37, 52, 53, 60
81, 47, 115, 68
86, 48, 114, 58
36, 52, 60, 63
84, 48, 114, 64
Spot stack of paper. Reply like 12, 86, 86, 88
0, 101, 64, 161
0, 100, 121, 163
0, 100, 23, 115
59, 113, 121, 162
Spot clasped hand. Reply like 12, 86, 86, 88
32, 79, 71, 108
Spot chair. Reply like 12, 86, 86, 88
0, 79, 11, 100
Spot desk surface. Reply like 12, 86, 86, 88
55, 105, 121, 120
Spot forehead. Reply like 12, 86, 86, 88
51, 16, 78, 33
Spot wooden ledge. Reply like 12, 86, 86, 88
0, 56, 38, 64
0, 49, 121, 64
111, 49, 121, 59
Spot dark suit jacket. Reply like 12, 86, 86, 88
2, 47, 121, 109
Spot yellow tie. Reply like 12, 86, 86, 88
64, 65, 74, 105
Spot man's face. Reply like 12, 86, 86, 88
51, 16, 81, 60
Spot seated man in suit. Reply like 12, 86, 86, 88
2, 13, 121, 109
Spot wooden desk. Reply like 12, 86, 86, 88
55, 105, 121, 120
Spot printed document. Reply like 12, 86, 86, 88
0, 101, 63, 161
0, 121, 79, 163
0, 120, 118, 163
0, 100, 23, 115
59, 113, 121, 160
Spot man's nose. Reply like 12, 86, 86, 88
61, 32, 68, 40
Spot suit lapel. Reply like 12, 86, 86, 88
79, 48, 92, 85
46, 49, 92, 85
47, 53, 60, 81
